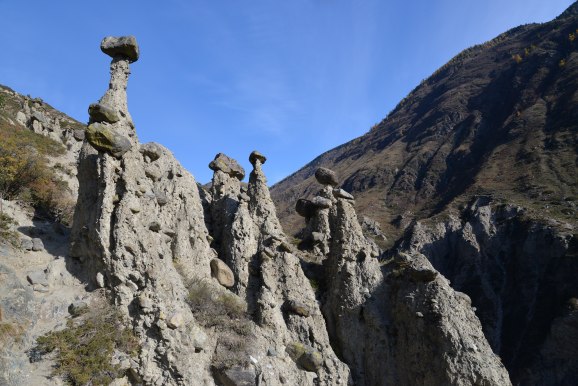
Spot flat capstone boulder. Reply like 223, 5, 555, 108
249, 150, 267, 166
315, 167, 339, 186
100, 36, 139, 62
209, 153, 245, 180
333, 188, 354, 200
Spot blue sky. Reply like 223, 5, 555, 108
0, 0, 574, 184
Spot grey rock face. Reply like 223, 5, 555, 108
209, 153, 245, 180
315, 167, 339, 186
31, 238, 44, 252
70, 37, 351, 386
20, 238, 33, 251
311, 196, 332, 209
26, 271, 48, 287
100, 36, 139, 62
71, 37, 215, 385
293, 176, 510, 385
66, 34, 515, 386
403, 200, 578, 383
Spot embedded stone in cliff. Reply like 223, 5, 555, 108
73, 128, 85, 141
140, 142, 164, 161
296, 198, 316, 218
153, 188, 168, 205
333, 188, 354, 200
311, 196, 332, 209
86, 122, 131, 158
285, 300, 310, 317
31, 111, 46, 124
286, 342, 323, 372
88, 102, 120, 124
100, 36, 140, 62
210, 258, 235, 287
249, 150, 267, 166
167, 312, 184, 329
315, 167, 339, 186
215, 366, 257, 386
209, 153, 245, 180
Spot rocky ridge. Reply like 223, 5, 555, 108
0, 84, 85, 196
271, 3, 578, 384
36, 35, 512, 385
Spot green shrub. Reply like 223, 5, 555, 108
0, 212, 17, 245
0, 125, 73, 224
33, 305, 139, 386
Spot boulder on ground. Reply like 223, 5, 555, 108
27, 270, 48, 287
20, 238, 33, 251
215, 366, 256, 386
68, 301, 89, 317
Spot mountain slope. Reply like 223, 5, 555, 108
271, 3, 578, 241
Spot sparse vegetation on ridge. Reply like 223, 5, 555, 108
0, 212, 18, 245
186, 278, 254, 369
0, 123, 74, 224
33, 304, 139, 386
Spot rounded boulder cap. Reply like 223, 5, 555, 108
314, 167, 339, 186
249, 150, 267, 166
100, 36, 140, 62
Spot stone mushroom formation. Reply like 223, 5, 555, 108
68, 36, 512, 385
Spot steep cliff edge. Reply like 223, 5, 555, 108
400, 198, 578, 384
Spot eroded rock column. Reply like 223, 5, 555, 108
71, 36, 215, 385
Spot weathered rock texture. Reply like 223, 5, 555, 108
71, 36, 217, 384
70, 36, 351, 386
296, 173, 511, 385
402, 198, 578, 383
